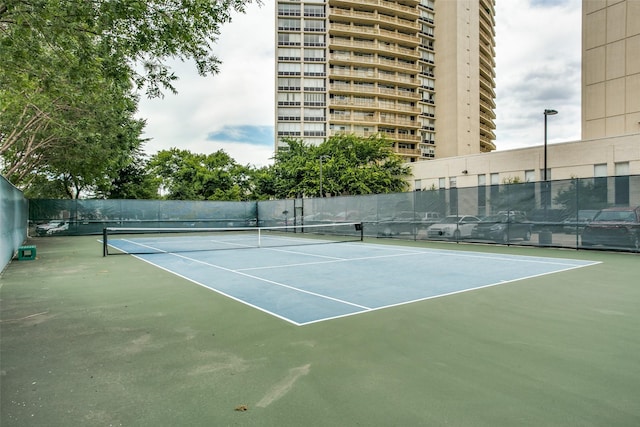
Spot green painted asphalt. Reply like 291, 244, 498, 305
1, 236, 639, 426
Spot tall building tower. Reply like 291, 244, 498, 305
582, 0, 640, 139
275, 0, 497, 162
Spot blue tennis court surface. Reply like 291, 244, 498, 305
107, 237, 599, 326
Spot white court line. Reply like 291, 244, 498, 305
125, 254, 307, 326
120, 240, 372, 312
119, 237, 257, 251
340, 242, 601, 267
109, 238, 600, 326
238, 245, 599, 272
170, 253, 371, 310
238, 250, 422, 271
119, 238, 168, 253
262, 246, 346, 261
297, 262, 600, 326
114, 237, 598, 273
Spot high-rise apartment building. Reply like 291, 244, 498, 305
275, 0, 497, 162
582, 0, 640, 139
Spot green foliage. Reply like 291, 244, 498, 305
96, 149, 161, 199
148, 148, 256, 201
554, 178, 609, 211
489, 182, 537, 213
502, 176, 522, 184
142, 135, 411, 201
272, 134, 411, 198
0, 0, 256, 196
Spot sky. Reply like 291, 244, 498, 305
136, 0, 582, 167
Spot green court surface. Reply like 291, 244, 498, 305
1, 236, 639, 426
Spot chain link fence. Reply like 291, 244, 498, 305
1, 175, 28, 270
29, 175, 640, 252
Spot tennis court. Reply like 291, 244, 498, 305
104, 226, 599, 325
2, 234, 639, 426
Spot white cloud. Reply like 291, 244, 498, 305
137, 0, 583, 165
137, 1, 275, 163
494, 0, 582, 149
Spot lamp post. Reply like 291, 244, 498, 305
541, 109, 558, 245
543, 109, 558, 181
319, 155, 329, 197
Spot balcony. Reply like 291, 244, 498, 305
329, 38, 419, 60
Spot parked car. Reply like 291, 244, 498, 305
471, 212, 532, 243
332, 210, 361, 222
562, 210, 599, 233
302, 212, 335, 224
528, 209, 568, 233
376, 211, 416, 236
35, 221, 69, 236
426, 215, 480, 240
581, 206, 640, 250
417, 211, 442, 230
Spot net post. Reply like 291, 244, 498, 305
258, 228, 262, 248
102, 228, 108, 256
355, 222, 363, 241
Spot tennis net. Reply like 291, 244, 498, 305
102, 222, 364, 256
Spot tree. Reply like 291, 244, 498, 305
554, 177, 609, 212
1, 0, 257, 192
148, 148, 256, 201
272, 134, 411, 198
95, 148, 161, 200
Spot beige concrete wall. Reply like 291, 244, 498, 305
582, 0, 640, 138
409, 133, 640, 190
434, 0, 485, 158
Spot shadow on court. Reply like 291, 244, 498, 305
2, 236, 640, 426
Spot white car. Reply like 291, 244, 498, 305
35, 221, 69, 236
426, 215, 480, 240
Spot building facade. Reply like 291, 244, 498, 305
412, 0, 640, 191
275, 0, 497, 162
582, 0, 640, 139
410, 133, 640, 191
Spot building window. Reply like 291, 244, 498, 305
540, 168, 551, 181
303, 48, 325, 61
304, 34, 325, 46
278, 33, 301, 46
615, 162, 630, 205
277, 47, 301, 61
303, 63, 325, 76
277, 107, 301, 120
594, 163, 607, 177
477, 174, 487, 216
304, 4, 325, 16
278, 3, 301, 16
303, 92, 325, 106
303, 108, 325, 121
278, 18, 301, 31
277, 62, 301, 75
277, 92, 301, 105
277, 77, 301, 90
525, 170, 535, 182
593, 163, 608, 205
304, 19, 325, 32
277, 122, 301, 136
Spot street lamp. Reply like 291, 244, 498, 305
543, 109, 558, 181
319, 155, 329, 197
541, 109, 558, 245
